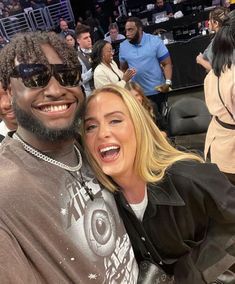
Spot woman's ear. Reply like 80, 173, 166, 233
213, 20, 219, 29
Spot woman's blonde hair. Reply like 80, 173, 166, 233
81, 84, 203, 192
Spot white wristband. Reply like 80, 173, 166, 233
165, 79, 172, 85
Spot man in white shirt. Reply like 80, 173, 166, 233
0, 83, 17, 141
75, 24, 94, 97
104, 23, 125, 43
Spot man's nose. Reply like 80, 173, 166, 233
43, 76, 66, 98
1, 94, 12, 110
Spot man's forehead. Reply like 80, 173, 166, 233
14, 44, 62, 65
125, 22, 137, 29
79, 32, 90, 39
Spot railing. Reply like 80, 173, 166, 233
0, 0, 74, 39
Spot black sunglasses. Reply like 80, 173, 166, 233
11, 64, 82, 88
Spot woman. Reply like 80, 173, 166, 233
91, 39, 136, 89
204, 10, 235, 185
196, 7, 229, 71
65, 33, 76, 49
125, 81, 157, 121
125, 81, 167, 136
81, 84, 235, 284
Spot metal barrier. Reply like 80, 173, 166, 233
118, 1, 127, 17
27, 8, 48, 31
44, 1, 74, 30
0, 13, 32, 39
0, 0, 75, 39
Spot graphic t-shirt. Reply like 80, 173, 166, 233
0, 135, 138, 283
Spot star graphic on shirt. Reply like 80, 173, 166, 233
88, 273, 98, 280
60, 208, 68, 215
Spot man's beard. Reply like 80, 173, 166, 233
13, 98, 84, 142
128, 31, 140, 45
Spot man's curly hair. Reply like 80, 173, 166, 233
0, 31, 80, 90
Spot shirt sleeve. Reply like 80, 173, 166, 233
119, 42, 126, 63
0, 227, 39, 283
154, 36, 170, 62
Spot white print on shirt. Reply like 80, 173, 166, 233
60, 166, 138, 283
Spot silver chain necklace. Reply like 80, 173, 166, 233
13, 133, 82, 172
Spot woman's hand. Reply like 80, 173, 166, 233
123, 68, 136, 82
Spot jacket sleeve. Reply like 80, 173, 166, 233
94, 67, 126, 89
173, 163, 235, 284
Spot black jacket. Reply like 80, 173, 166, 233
115, 161, 235, 283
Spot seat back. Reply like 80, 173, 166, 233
167, 97, 211, 153
167, 97, 211, 137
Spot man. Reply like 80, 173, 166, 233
75, 24, 94, 97
0, 31, 138, 283
104, 22, 125, 66
155, 0, 173, 17
119, 17, 172, 114
0, 83, 17, 141
104, 22, 125, 43
30, 0, 46, 9
59, 19, 75, 38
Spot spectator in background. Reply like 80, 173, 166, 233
95, 3, 112, 34
91, 39, 136, 89
8, 0, 22, 15
19, 0, 31, 9
59, 19, 75, 38
204, 10, 235, 185
112, 0, 121, 21
0, 83, 17, 141
30, 0, 46, 9
104, 22, 125, 43
119, 17, 172, 121
45, 0, 59, 5
196, 7, 229, 72
125, 81, 161, 126
155, 0, 173, 17
65, 32, 76, 49
83, 9, 104, 42
75, 24, 94, 96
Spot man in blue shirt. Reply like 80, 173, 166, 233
119, 17, 172, 115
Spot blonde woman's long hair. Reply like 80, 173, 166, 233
81, 84, 203, 192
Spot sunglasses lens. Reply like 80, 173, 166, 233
24, 72, 51, 88
15, 64, 50, 88
55, 67, 81, 87
12, 64, 81, 88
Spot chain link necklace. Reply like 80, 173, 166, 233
13, 133, 82, 172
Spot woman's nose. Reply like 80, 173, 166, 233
98, 123, 110, 138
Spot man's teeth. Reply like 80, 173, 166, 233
41, 105, 68, 112
100, 146, 119, 153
